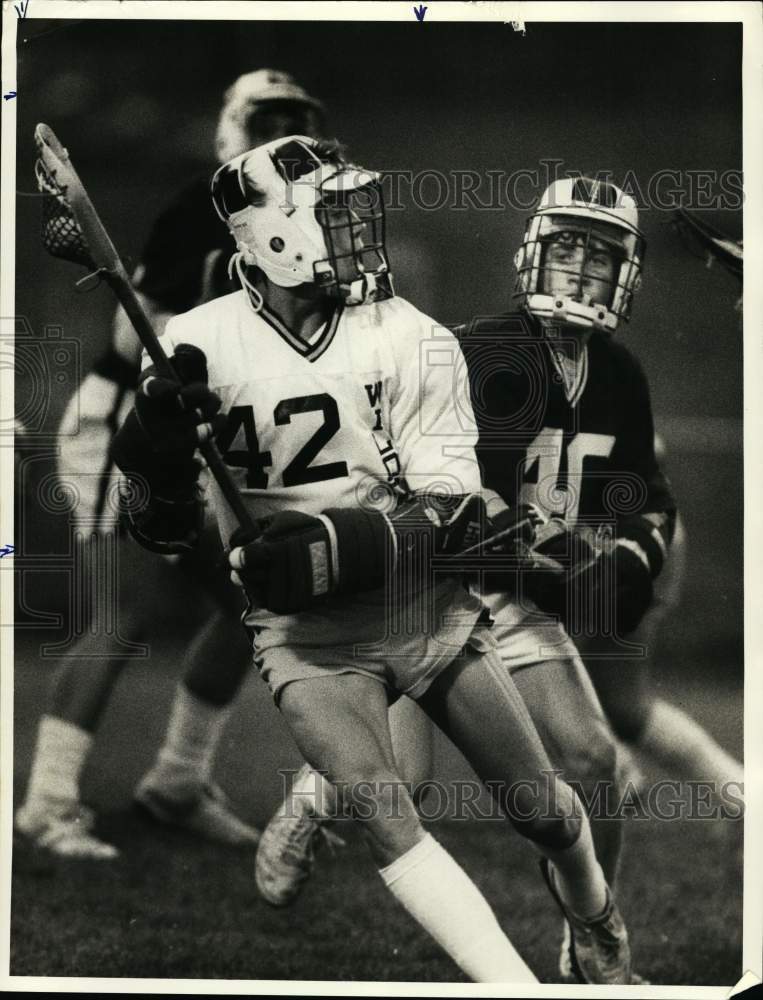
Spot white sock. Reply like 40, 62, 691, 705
379, 833, 537, 983
152, 685, 232, 785
639, 699, 743, 790
23, 715, 92, 808
289, 765, 339, 819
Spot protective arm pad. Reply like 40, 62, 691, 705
617, 509, 675, 580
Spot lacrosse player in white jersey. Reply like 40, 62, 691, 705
15, 70, 329, 859
111, 135, 633, 984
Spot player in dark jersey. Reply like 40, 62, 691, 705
452, 181, 670, 981
456, 176, 739, 978
16, 69, 326, 859
476, 177, 739, 811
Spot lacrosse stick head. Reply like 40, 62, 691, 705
34, 123, 126, 278
34, 125, 92, 267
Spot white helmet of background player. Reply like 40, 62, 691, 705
215, 69, 325, 163
211, 135, 393, 306
514, 177, 645, 332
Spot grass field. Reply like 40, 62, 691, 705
10, 632, 744, 985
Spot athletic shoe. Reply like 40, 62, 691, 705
255, 800, 344, 907
558, 920, 650, 984
15, 800, 119, 860
540, 858, 632, 985
134, 774, 260, 847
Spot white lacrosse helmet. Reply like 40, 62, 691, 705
211, 135, 393, 305
215, 69, 325, 163
514, 177, 646, 332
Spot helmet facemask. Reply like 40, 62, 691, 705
514, 179, 645, 332
211, 136, 393, 308
314, 172, 393, 305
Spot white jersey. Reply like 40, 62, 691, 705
155, 290, 485, 671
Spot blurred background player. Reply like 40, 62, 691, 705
15, 70, 326, 859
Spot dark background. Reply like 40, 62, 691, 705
14, 17, 743, 669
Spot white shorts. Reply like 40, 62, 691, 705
58, 372, 133, 533
254, 612, 496, 704
483, 590, 580, 673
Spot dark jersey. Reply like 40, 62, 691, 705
455, 313, 676, 556
134, 174, 236, 314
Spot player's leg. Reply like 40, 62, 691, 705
387, 695, 435, 808
510, 655, 630, 981
485, 606, 627, 884
583, 638, 742, 793
582, 517, 742, 796
267, 672, 537, 983
133, 528, 259, 845
134, 606, 259, 845
255, 692, 436, 883
416, 645, 631, 985
16, 383, 140, 857
16, 530, 165, 859
578, 646, 651, 749
17, 528, 255, 855
511, 657, 626, 887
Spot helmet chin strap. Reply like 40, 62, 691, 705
530, 292, 616, 333
345, 273, 373, 306
344, 272, 394, 306
229, 252, 264, 313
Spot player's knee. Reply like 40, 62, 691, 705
498, 771, 583, 851
511, 805, 582, 851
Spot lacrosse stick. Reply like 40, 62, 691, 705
34, 123, 256, 538
672, 207, 743, 282
434, 504, 569, 578
459, 505, 566, 559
